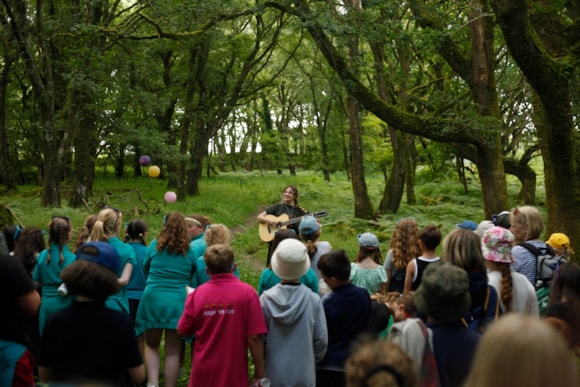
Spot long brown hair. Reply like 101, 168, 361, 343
389, 219, 421, 270
157, 212, 190, 256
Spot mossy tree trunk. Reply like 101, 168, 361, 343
491, 0, 579, 250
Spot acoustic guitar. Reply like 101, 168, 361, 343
258, 211, 328, 242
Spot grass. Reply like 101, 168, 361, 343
4, 170, 543, 288
1, 169, 550, 385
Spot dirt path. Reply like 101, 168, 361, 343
230, 207, 267, 275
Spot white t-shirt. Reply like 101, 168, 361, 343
487, 270, 539, 316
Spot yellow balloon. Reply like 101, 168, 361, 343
148, 165, 160, 178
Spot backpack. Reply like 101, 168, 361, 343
387, 318, 440, 387
461, 285, 501, 333
518, 242, 567, 315
518, 242, 566, 289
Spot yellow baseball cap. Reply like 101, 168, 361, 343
546, 233, 574, 255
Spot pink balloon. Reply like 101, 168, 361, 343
164, 191, 177, 203
139, 155, 151, 166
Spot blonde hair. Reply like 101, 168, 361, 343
74, 214, 98, 253
510, 206, 544, 241
464, 314, 576, 387
376, 291, 416, 318
89, 208, 121, 241
389, 219, 421, 270
345, 340, 417, 387
204, 224, 230, 246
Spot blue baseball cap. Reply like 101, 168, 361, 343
299, 216, 320, 236
456, 220, 478, 231
76, 241, 120, 273
358, 232, 379, 249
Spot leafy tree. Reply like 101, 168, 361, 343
490, 0, 580, 240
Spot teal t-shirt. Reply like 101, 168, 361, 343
106, 237, 136, 314
257, 267, 319, 295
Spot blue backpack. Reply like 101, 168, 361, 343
461, 285, 501, 333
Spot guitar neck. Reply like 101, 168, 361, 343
280, 216, 305, 227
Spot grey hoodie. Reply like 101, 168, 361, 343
260, 283, 328, 387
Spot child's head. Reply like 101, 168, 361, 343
356, 232, 382, 264
382, 292, 416, 322
419, 225, 441, 251
61, 241, 121, 302
271, 238, 310, 281
74, 214, 98, 253
13, 227, 45, 273
270, 228, 300, 255
544, 301, 579, 352
47, 216, 73, 265
442, 228, 486, 272
159, 212, 190, 255
481, 226, 515, 264
546, 233, 574, 260
549, 262, 580, 305
509, 206, 543, 242
318, 249, 351, 288
48, 216, 72, 246
345, 340, 417, 387
204, 224, 231, 247
464, 314, 576, 387
204, 244, 235, 274
389, 218, 421, 269
299, 216, 321, 242
124, 219, 148, 245
415, 262, 470, 323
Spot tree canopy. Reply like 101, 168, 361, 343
0, 0, 578, 240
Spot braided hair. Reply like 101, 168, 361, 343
47, 216, 71, 265
498, 263, 513, 312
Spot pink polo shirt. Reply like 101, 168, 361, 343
178, 273, 267, 387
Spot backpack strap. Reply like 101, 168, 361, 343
487, 285, 501, 320
518, 242, 542, 284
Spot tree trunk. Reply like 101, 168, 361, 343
491, 0, 578, 246
348, 95, 374, 218
0, 56, 17, 190
380, 129, 411, 214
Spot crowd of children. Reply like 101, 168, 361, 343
0, 202, 579, 387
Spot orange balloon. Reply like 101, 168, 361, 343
148, 165, 160, 178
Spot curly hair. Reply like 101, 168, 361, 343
345, 340, 417, 387
204, 224, 230, 246
74, 214, 98, 253
389, 219, 421, 270
157, 212, 190, 256
47, 216, 72, 265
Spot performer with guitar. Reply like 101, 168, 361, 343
257, 186, 307, 266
